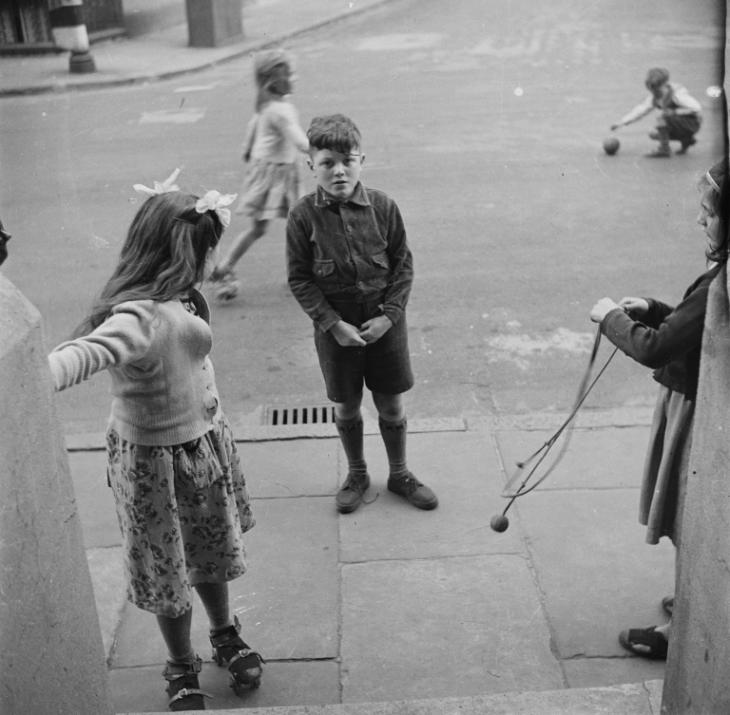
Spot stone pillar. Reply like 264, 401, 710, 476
0, 276, 112, 715
662, 260, 730, 712
48, 0, 96, 74
661, 11, 729, 708
185, 0, 243, 47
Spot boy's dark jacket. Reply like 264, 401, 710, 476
286, 183, 413, 332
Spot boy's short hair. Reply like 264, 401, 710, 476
645, 67, 670, 91
307, 114, 362, 154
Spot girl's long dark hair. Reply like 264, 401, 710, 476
73, 192, 222, 337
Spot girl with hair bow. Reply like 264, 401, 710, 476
48, 173, 263, 711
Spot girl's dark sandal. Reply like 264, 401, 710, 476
618, 626, 668, 660
163, 655, 211, 711
210, 616, 265, 694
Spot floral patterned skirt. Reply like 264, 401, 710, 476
106, 414, 255, 617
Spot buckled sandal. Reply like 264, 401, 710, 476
162, 655, 212, 711
208, 268, 240, 302
618, 626, 668, 660
210, 615, 264, 693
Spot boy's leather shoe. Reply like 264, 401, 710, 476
336, 472, 370, 513
387, 472, 438, 510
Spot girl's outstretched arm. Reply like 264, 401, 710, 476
48, 301, 155, 391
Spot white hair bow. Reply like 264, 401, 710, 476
133, 167, 181, 197
195, 190, 238, 228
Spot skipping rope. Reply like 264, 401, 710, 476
491, 326, 619, 532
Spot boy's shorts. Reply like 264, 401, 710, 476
663, 113, 701, 141
314, 298, 414, 403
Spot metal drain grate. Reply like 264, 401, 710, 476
263, 405, 336, 427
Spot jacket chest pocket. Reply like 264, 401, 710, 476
372, 251, 390, 272
313, 258, 338, 287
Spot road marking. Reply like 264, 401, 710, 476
357, 33, 442, 51
139, 108, 206, 124
485, 327, 595, 371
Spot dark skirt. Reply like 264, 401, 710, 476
640, 386, 694, 546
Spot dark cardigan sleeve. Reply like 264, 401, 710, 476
600, 268, 717, 370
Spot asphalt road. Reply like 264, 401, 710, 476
1, 0, 725, 434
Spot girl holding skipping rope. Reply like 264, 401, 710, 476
589, 158, 728, 660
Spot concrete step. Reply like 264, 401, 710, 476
127, 679, 663, 715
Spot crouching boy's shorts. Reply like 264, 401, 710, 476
314, 296, 414, 403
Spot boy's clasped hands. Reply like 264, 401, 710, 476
330, 315, 393, 346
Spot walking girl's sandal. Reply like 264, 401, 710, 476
210, 616, 265, 693
162, 655, 211, 711
618, 626, 668, 660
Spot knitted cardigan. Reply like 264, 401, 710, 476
48, 290, 220, 446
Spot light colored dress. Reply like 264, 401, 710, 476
237, 98, 309, 220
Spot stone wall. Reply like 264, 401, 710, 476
0, 275, 112, 715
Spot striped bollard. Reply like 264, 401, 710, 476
48, 0, 96, 74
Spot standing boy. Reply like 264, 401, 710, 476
611, 67, 702, 158
286, 113, 438, 514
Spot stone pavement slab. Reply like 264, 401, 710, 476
113, 496, 339, 667
339, 431, 520, 562
121, 680, 663, 715
111, 659, 340, 713
239, 436, 340, 498
493, 424, 651, 491
514, 488, 674, 661
68, 449, 120, 547
67, 419, 675, 713
86, 545, 126, 658
562, 656, 665, 693
340, 555, 564, 703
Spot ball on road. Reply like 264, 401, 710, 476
603, 136, 620, 155
490, 514, 509, 533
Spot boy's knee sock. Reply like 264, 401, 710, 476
379, 416, 408, 477
336, 414, 367, 476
